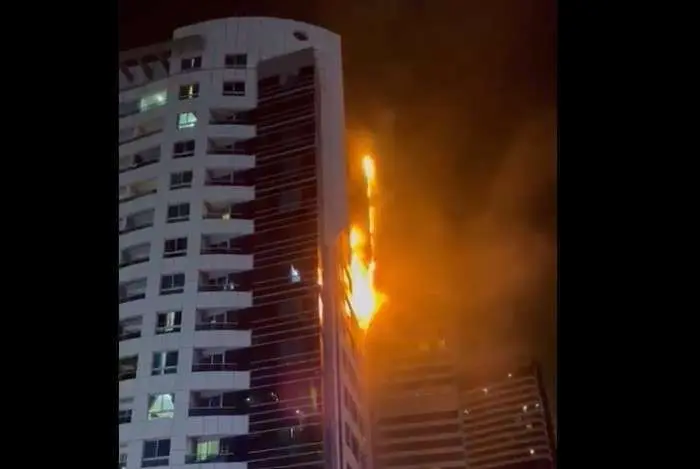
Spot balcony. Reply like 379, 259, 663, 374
200, 234, 250, 256
119, 242, 150, 268
202, 201, 253, 221
204, 168, 254, 187
119, 147, 161, 174
195, 308, 242, 331
119, 117, 165, 146
118, 356, 138, 381
120, 208, 155, 235
119, 90, 168, 118
119, 178, 158, 204
192, 348, 240, 372
118, 316, 143, 341
209, 109, 253, 126
119, 278, 147, 304
206, 137, 250, 155
185, 437, 239, 464
188, 391, 245, 417
198, 270, 250, 293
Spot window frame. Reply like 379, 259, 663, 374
151, 351, 179, 376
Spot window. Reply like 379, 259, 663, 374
222, 81, 245, 96
163, 237, 188, 258
139, 90, 167, 112
178, 83, 199, 100
289, 265, 301, 283
193, 439, 221, 462
177, 112, 197, 129
181, 56, 201, 71
166, 203, 190, 223
119, 452, 127, 469
225, 53, 247, 68
142, 439, 171, 467
148, 393, 175, 420
118, 356, 138, 381
173, 140, 195, 158
156, 311, 182, 334
152, 351, 178, 375
160, 273, 185, 294
119, 397, 133, 424
170, 171, 193, 189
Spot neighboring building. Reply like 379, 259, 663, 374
118, 17, 366, 469
369, 339, 555, 469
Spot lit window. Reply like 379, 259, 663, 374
139, 91, 167, 112
178, 83, 199, 100
148, 393, 175, 420
195, 440, 220, 462
290, 265, 301, 283
177, 112, 197, 129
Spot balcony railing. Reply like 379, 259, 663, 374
191, 362, 238, 372
188, 406, 241, 417
118, 330, 142, 341
200, 246, 244, 255
119, 257, 149, 268
119, 188, 157, 204
203, 212, 247, 220
198, 284, 236, 292
141, 457, 169, 468
119, 222, 153, 235
195, 322, 240, 331
119, 128, 163, 146
119, 293, 146, 304
185, 453, 238, 464
118, 369, 136, 381
118, 158, 159, 174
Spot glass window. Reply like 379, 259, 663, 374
139, 91, 167, 112
177, 112, 197, 129
148, 393, 175, 420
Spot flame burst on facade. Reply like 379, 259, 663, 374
344, 154, 386, 330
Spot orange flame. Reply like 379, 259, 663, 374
346, 154, 386, 329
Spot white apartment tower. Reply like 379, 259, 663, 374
118, 17, 366, 469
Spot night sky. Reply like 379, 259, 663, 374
120, 0, 556, 416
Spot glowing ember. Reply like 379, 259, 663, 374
345, 154, 386, 329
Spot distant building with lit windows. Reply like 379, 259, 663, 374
369, 339, 555, 469
118, 17, 368, 469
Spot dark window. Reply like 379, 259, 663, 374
223, 81, 245, 96
152, 351, 179, 375
160, 273, 185, 294
180, 56, 201, 71
224, 53, 247, 68
156, 311, 182, 334
293, 31, 309, 41
142, 439, 171, 467
167, 203, 190, 222
163, 237, 188, 257
170, 171, 193, 189
178, 83, 199, 100
173, 140, 195, 158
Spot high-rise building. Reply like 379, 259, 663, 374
118, 17, 367, 469
369, 338, 555, 469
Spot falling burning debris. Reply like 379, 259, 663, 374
345, 154, 386, 329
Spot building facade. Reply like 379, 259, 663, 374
118, 17, 366, 469
370, 340, 555, 469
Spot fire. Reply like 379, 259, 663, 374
346, 154, 386, 329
